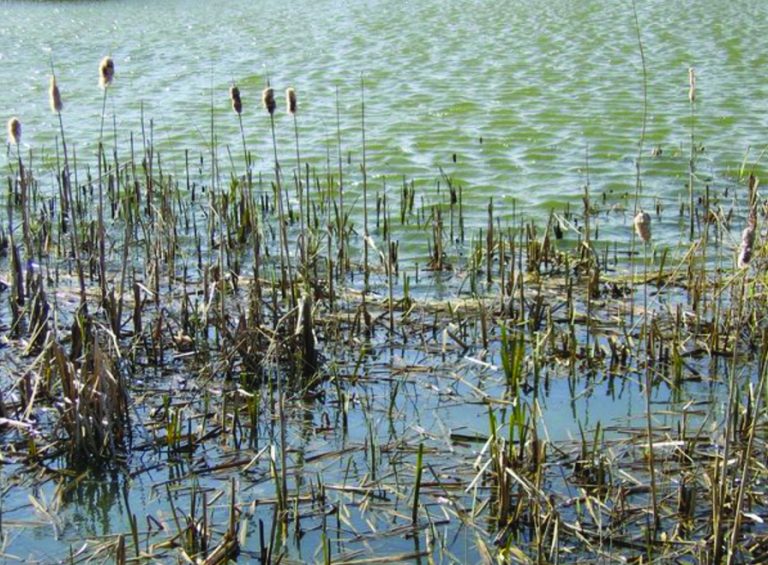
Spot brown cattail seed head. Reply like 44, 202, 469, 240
688, 67, 696, 103
634, 210, 651, 243
49, 76, 63, 113
229, 85, 242, 115
99, 56, 115, 88
7, 117, 21, 145
262, 87, 275, 115
286, 87, 297, 115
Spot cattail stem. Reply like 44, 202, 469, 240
15, 144, 31, 260
335, 86, 346, 278
688, 67, 696, 241
360, 75, 370, 291
641, 242, 659, 532
287, 88, 306, 283
238, 113, 249, 181
265, 88, 295, 305
48, 69, 84, 303
99, 87, 109, 145
99, 56, 114, 143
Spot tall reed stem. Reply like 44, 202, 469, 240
269, 111, 295, 305
641, 245, 659, 531
688, 67, 696, 241
360, 75, 370, 291
335, 86, 346, 277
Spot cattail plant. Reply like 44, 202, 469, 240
7, 116, 31, 258
96, 57, 115, 307
633, 207, 658, 528
230, 85, 244, 156
7, 116, 24, 285
263, 85, 294, 303
229, 83, 255, 234
98, 56, 115, 140
49, 65, 85, 304
285, 87, 307, 280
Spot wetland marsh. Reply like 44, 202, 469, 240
1, 0, 768, 563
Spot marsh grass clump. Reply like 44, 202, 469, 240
50, 329, 131, 466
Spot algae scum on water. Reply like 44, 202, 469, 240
2, 43, 768, 564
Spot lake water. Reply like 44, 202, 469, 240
3, 0, 767, 237
1, 0, 766, 561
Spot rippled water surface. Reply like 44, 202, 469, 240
2, 0, 767, 238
